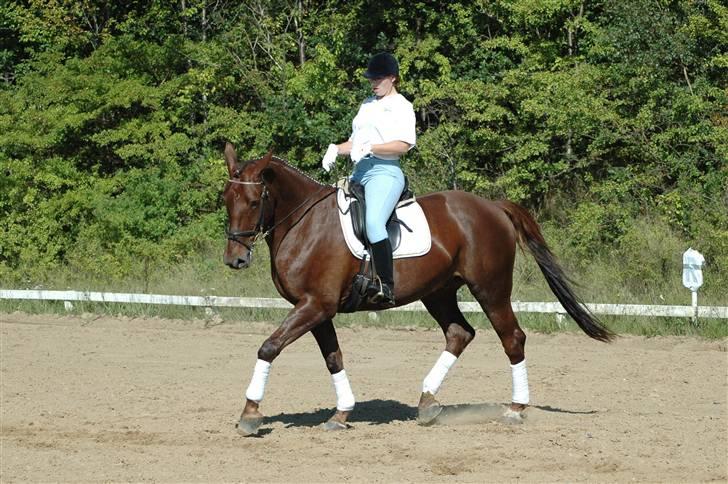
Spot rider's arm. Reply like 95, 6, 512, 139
336, 140, 353, 155
371, 140, 412, 157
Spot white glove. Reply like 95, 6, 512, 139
350, 141, 372, 164
322, 144, 338, 172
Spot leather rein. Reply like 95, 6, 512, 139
225, 178, 332, 253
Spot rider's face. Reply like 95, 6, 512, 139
369, 76, 396, 98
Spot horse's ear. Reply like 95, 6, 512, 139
254, 148, 274, 170
258, 149, 275, 184
261, 167, 276, 184
224, 142, 238, 177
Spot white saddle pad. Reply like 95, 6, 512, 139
336, 189, 431, 260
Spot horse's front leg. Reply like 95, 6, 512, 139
237, 298, 332, 436
311, 319, 355, 431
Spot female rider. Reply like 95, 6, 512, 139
322, 52, 416, 307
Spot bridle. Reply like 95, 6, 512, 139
225, 178, 269, 251
225, 176, 333, 254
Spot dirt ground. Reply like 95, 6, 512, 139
1, 312, 726, 483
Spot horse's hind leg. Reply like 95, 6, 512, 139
478, 294, 529, 420
418, 286, 476, 425
311, 319, 355, 431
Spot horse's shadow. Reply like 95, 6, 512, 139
265, 399, 417, 428
264, 399, 597, 428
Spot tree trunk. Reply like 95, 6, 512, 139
294, 0, 306, 66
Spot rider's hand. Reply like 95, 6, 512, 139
350, 141, 372, 163
321, 144, 338, 172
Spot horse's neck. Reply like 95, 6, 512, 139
265, 161, 331, 293
268, 160, 326, 209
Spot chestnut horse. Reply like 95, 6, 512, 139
222, 143, 613, 435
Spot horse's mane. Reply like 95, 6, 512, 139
269, 155, 329, 189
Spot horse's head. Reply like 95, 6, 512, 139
222, 143, 274, 269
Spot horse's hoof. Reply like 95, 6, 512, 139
236, 416, 263, 436
499, 408, 524, 425
417, 392, 442, 426
417, 403, 443, 426
322, 420, 350, 431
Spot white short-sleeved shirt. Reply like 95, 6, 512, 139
350, 93, 416, 160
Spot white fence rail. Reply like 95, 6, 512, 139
1, 289, 726, 319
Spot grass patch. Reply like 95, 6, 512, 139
2, 241, 726, 339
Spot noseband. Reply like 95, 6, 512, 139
225, 179, 269, 251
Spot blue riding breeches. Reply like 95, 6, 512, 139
350, 157, 405, 243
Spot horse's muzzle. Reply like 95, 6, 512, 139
223, 247, 252, 269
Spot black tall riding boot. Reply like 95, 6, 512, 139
369, 238, 395, 307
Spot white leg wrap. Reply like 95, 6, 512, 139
245, 359, 271, 403
511, 359, 529, 404
422, 351, 458, 394
332, 370, 356, 411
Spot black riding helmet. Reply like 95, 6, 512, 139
363, 52, 399, 79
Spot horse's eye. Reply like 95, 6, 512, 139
250, 201, 259, 208
233, 169, 241, 178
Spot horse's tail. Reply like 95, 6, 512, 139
495, 201, 615, 342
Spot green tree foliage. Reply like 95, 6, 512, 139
0, 0, 725, 298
